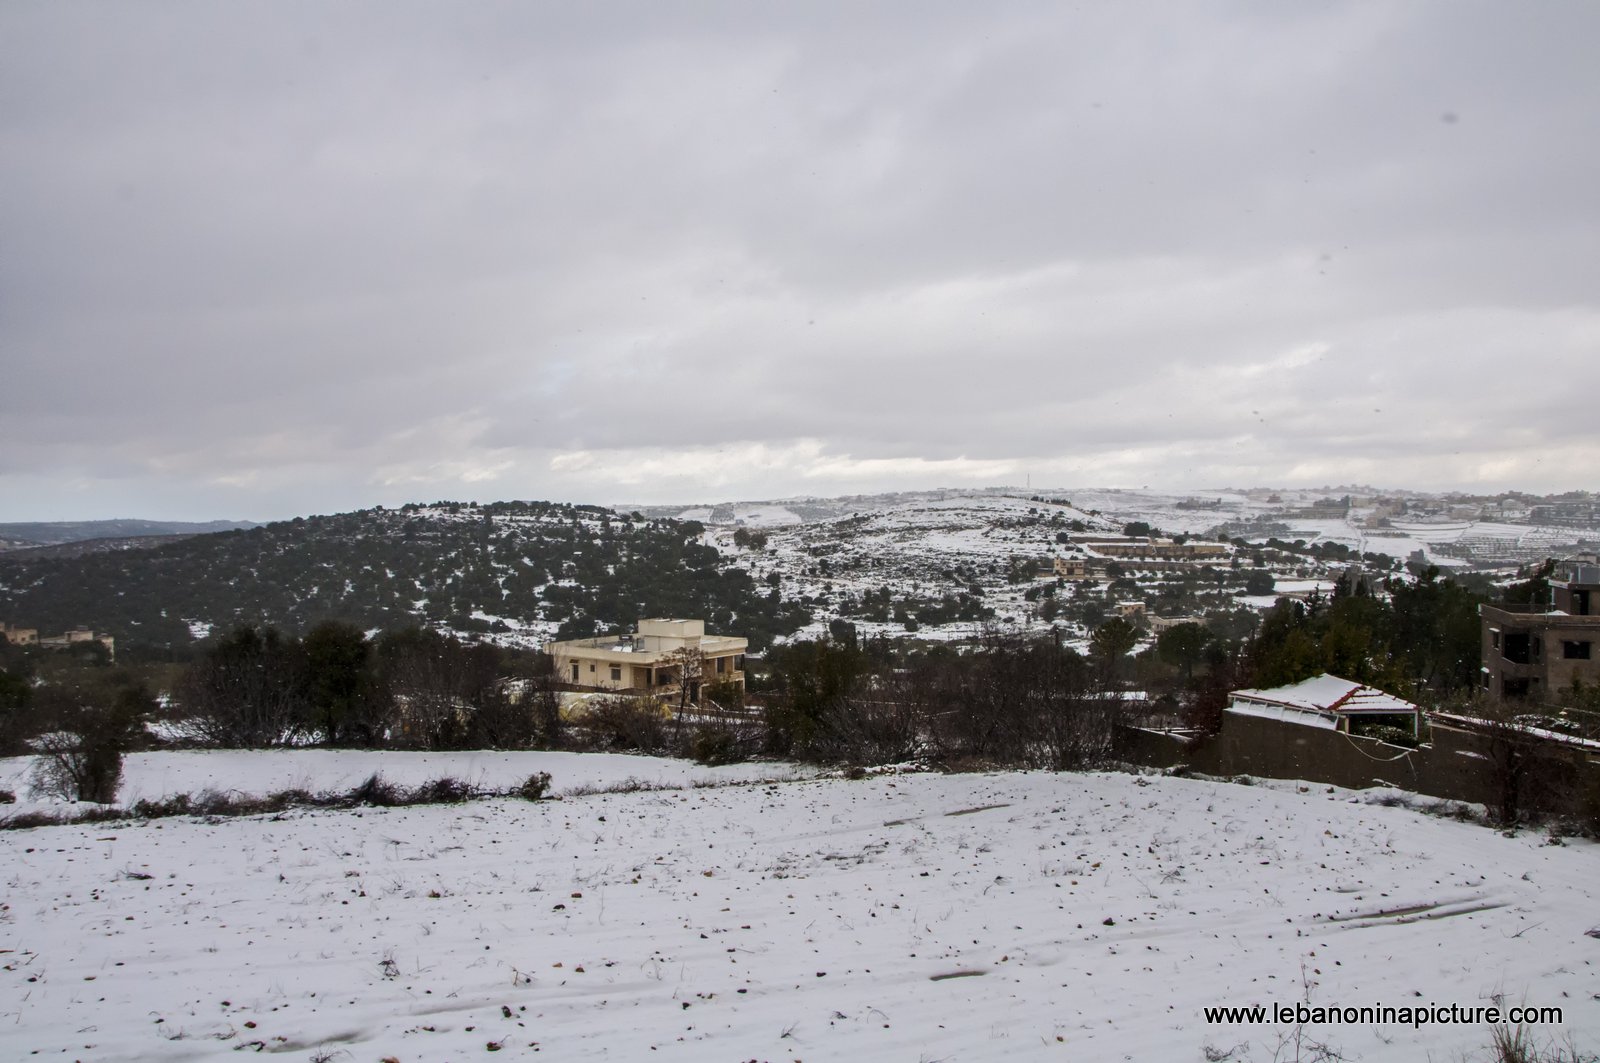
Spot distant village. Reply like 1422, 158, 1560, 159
1191, 488, 1600, 565
0, 621, 114, 659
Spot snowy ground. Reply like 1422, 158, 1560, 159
3, 759, 1597, 1061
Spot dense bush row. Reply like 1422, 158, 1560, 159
175, 622, 561, 750
0, 771, 552, 831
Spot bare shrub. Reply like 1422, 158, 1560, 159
680, 697, 763, 765
688, 725, 740, 765
818, 672, 929, 766
0, 809, 67, 830
412, 776, 473, 804
263, 787, 315, 812
463, 687, 533, 750
1420, 798, 1479, 823
347, 773, 404, 807
191, 788, 240, 816
132, 793, 193, 818
581, 695, 669, 753
561, 776, 672, 797
517, 772, 552, 801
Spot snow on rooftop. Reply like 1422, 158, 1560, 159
1232, 673, 1417, 716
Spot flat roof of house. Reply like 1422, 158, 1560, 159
1230, 673, 1417, 716
549, 632, 747, 655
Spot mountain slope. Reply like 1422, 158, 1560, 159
0, 502, 809, 650
0, 519, 255, 548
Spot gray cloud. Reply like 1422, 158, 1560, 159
3, 1, 1597, 520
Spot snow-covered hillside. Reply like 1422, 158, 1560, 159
685, 486, 1595, 565
715, 493, 1118, 642
3, 760, 1596, 1061
680, 486, 1597, 649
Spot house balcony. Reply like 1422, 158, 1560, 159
1491, 658, 1545, 681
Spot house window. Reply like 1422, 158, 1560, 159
589, 663, 596, 673
571, 663, 579, 682
1562, 640, 1592, 660
610, 665, 622, 681
1502, 632, 1532, 664
716, 656, 726, 673
1490, 629, 1500, 649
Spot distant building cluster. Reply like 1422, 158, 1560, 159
0, 621, 116, 659
1529, 498, 1600, 528
1356, 490, 1596, 530
1052, 535, 1231, 580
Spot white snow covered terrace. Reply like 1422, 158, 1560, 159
1429, 711, 1600, 754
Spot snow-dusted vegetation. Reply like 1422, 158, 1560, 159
2, 759, 1597, 1061
0, 748, 808, 816
0, 501, 811, 651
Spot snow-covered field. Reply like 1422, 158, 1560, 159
3, 757, 1597, 1061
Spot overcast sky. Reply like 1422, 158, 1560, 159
3, 1, 1597, 521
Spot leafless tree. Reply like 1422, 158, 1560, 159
664, 645, 705, 741
1439, 693, 1589, 827
176, 627, 308, 747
